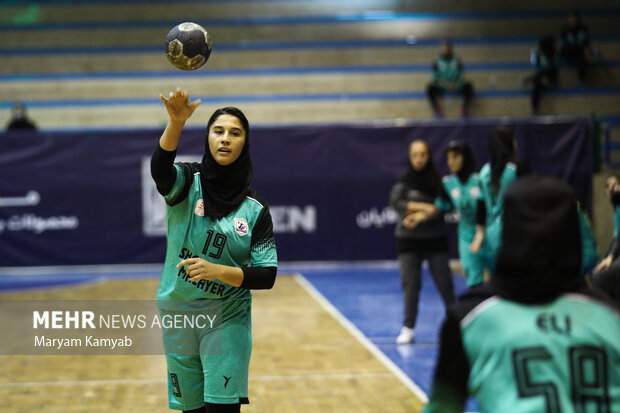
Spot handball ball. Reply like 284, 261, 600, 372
165, 22, 212, 71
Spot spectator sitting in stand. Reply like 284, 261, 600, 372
559, 10, 593, 84
426, 40, 474, 118
523, 34, 559, 115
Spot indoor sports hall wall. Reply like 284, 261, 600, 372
0, 117, 591, 267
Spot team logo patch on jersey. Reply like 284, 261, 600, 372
470, 187, 480, 199
451, 188, 461, 199
234, 218, 249, 236
194, 199, 204, 216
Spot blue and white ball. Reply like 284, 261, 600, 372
165, 22, 212, 71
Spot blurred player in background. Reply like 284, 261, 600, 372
424, 175, 620, 413
593, 174, 620, 304
470, 127, 529, 273
471, 127, 597, 275
151, 88, 278, 413
390, 140, 455, 344
434, 141, 484, 287
406, 140, 484, 286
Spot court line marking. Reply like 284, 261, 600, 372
2, 372, 395, 388
293, 273, 429, 404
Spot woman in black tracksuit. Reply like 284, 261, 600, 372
390, 140, 455, 344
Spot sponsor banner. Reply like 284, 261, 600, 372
0, 118, 591, 266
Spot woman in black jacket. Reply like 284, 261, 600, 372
390, 140, 455, 344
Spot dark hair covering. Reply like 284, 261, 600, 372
198, 107, 252, 219
445, 140, 477, 184
398, 140, 441, 196
492, 175, 585, 304
489, 126, 515, 189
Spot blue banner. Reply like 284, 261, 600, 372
0, 118, 591, 266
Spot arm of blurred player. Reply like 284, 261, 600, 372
406, 201, 439, 215
470, 199, 486, 253
594, 255, 614, 273
423, 313, 469, 413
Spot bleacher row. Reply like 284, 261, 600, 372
0, 0, 619, 129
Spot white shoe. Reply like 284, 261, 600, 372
396, 326, 415, 344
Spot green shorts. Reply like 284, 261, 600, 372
160, 298, 252, 410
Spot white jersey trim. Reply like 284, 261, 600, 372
246, 196, 264, 208
460, 296, 500, 329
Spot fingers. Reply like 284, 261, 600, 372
177, 257, 199, 269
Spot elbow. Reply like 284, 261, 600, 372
264, 270, 277, 290
262, 267, 277, 290
240, 266, 277, 290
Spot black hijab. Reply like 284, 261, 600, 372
492, 175, 585, 304
489, 126, 515, 189
195, 107, 252, 219
445, 140, 477, 184
399, 140, 441, 196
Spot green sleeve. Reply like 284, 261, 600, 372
249, 206, 278, 268
578, 207, 599, 273
163, 164, 189, 206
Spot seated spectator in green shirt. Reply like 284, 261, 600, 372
426, 39, 474, 118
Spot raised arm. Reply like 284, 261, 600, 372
151, 88, 201, 194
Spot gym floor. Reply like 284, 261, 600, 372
0, 263, 474, 412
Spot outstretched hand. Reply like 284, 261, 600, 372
160, 87, 201, 123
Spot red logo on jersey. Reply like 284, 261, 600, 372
194, 199, 204, 216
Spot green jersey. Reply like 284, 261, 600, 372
477, 162, 517, 271
432, 54, 464, 89
157, 164, 278, 310
436, 173, 485, 285
437, 173, 482, 238
614, 205, 620, 239
464, 295, 619, 412
578, 207, 599, 273
425, 288, 620, 413
478, 162, 517, 229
